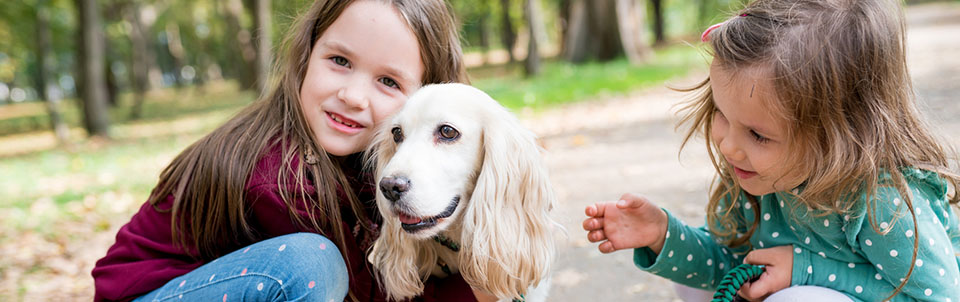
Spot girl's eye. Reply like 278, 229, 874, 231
380, 77, 399, 89
750, 130, 770, 143
391, 127, 404, 143
437, 125, 460, 141
331, 56, 350, 67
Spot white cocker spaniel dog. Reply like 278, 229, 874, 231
367, 83, 559, 302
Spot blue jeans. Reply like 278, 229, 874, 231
134, 233, 349, 302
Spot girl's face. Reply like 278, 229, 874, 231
710, 63, 804, 195
300, 1, 424, 156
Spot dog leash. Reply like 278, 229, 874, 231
432, 235, 525, 302
712, 264, 765, 302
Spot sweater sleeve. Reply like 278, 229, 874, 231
633, 210, 748, 290
92, 195, 203, 302
795, 170, 960, 302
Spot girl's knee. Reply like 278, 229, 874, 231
269, 233, 346, 270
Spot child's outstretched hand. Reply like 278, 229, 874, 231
582, 193, 668, 254
737, 245, 793, 301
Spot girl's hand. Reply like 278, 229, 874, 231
582, 193, 668, 254
738, 245, 794, 301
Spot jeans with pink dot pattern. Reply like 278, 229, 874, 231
134, 233, 348, 302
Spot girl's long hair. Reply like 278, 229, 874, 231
147, 0, 466, 296
679, 0, 959, 299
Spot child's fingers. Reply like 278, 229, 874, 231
581, 217, 604, 231
616, 195, 648, 209
584, 204, 597, 217
587, 230, 607, 242
738, 273, 772, 301
586, 202, 611, 218
598, 241, 617, 253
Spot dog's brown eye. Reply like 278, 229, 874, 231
438, 125, 460, 141
391, 127, 404, 143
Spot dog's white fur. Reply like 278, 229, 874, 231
367, 83, 558, 302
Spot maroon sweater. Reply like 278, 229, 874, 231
92, 144, 476, 302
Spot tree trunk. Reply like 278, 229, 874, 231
498, 0, 517, 64
253, 0, 272, 95
557, 0, 571, 59
650, 0, 665, 44
478, 0, 491, 65
523, 0, 543, 77
564, 0, 622, 62
224, 0, 257, 90
105, 59, 119, 107
616, 0, 652, 65
563, 0, 649, 64
127, 1, 150, 120
75, 0, 111, 138
35, 0, 70, 145
165, 23, 187, 87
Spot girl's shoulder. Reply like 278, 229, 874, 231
875, 167, 950, 204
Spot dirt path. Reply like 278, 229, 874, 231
527, 3, 960, 301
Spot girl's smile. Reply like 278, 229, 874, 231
733, 166, 758, 179
325, 111, 365, 134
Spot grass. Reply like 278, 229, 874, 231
475, 44, 705, 111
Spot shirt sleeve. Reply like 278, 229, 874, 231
633, 209, 748, 290
796, 172, 960, 302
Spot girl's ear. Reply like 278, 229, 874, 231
458, 103, 558, 300
367, 126, 438, 300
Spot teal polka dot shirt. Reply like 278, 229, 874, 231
634, 168, 960, 301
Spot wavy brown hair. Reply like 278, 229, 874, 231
147, 0, 466, 297
678, 0, 959, 298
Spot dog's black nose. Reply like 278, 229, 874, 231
379, 176, 411, 202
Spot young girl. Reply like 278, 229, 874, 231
92, 1, 479, 301
583, 0, 960, 301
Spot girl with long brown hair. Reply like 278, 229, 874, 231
583, 0, 959, 300
92, 1, 479, 301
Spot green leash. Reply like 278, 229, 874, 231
711, 264, 765, 302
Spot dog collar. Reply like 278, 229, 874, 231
432, 235, 460, 252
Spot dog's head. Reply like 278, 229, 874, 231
367, 83, 557, 300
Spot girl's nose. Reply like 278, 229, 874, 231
337, 80, 369, 110
718, 135, 745, 162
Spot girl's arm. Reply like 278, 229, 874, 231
633, 210, 748, 290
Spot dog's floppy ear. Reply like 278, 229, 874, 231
366, 123, 437, 301
459, 100, 558, 299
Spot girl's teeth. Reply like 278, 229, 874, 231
332, 114, 358, 127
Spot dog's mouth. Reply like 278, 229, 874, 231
396, 196, 461, 233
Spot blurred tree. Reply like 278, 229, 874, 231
223, 0, 257, 90
523, 0, 545, 76
252, 0, 272, 95
499, 0, 518, 63
650, 0, 665, 44
617, 0, 652, 64
34, 0, 71, 144
74, 0, 111, 138
125, 0, 152, 119
478, 0, 492, 64
563, 0, 650, 64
